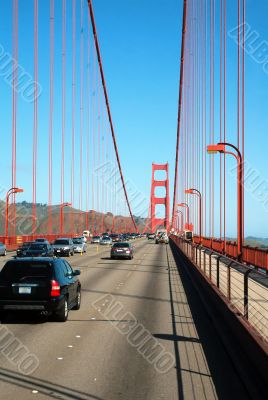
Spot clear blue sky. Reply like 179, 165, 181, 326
0, 0, 267, 237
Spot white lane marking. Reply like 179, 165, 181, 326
127, 271, 132, 277
68, 345, 73, 348
75, 335, 81, 338
57, 357, 63, 360
91, 317, 96, 320
32, 390, 39, 394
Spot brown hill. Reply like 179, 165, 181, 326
0, 201, 147, 236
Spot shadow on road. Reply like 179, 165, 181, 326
0, 367, 107, 400
153, 333, 200, 343
168, 243, 251, 400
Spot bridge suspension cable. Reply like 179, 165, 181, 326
87, 0, 137, 232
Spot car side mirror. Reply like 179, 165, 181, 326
73, 269, 81, 276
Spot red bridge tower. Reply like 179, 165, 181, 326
150, 163, 170, 233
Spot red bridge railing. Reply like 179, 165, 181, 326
0, 234, 76, 251
191, 236, 268, 271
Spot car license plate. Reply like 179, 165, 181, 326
56, 249, 61, 252
117, 249, 123, 252
19, 287, 31, 294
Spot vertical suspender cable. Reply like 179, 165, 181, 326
210, 0, 215, 238
87, 0, 137, 231
237, 0, 240, 150
220, 0, 223, 241
11, 0, 18, 238
223, 0, 226, 249
242, 0, 245, 243
32, 0, 38, 236
71, 0, 76, 233
203, 0, 207, 237
48, 0, 54, 235
79, 0, 84, 231
97, 72, 100, 215
91, 47, 96, 233
61, 0, 66, 233
86, 12, 90, 231
171, 0, 187, 228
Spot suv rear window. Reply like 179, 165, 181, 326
54, 240, 69, 245
0, 261, 53, 282
113, 242, 129, 248
28, 244, 47, 250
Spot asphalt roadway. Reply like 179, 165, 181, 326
0, 239, 254, 399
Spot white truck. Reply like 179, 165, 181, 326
155, 229, 169, 244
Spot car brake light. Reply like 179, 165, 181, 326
50, 280, 60, 297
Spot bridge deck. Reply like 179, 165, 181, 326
0, 240, 251, 399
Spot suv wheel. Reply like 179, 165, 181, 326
73, 289, 81, 310
54, 297, 69, 322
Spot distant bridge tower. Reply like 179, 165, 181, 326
150, 163, 170, 233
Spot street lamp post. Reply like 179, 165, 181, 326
175, 210, 183, 233
5, 187, 24, 238
185, 188, 202, 243
207, 142, 243, 261
60, 202, 72, 235
177, 202, 189, 229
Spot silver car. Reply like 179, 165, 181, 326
0, 242, 6, 256
72, 238, 87, 253
91, 236, 101, 244
99, 236, 112, 246
53, 238, 75, 257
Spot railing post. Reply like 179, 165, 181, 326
244, 269, 251, 319
216, 256, 221, 288
199, 247, 202, 267
226, 261, 233, 301
203, 250, 206, 273
209, 253, 212, 280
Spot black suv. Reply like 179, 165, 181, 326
21, 243, 54, 257
16, 241, 34, 257
0, 258, 81, 322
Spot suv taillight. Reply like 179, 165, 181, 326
50, 280, 60, 297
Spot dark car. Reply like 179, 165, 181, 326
17, 242, 35, 257
0, 257, 81, 322
53, 238, 75, 257
121, 234, 129, 241
111, 242, 134, 260
22, 243, 54, 258
110, 234, 120, 242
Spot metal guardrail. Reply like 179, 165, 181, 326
171, 235, 268, 344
